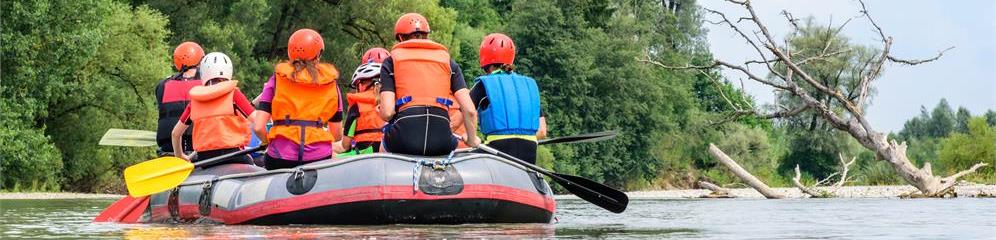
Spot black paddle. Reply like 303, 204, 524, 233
474, 143, 628, 213
538, 131, 617, 145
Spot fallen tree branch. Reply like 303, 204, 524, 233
793, 165, 828, 197
707, 143, 784, 199
698, 181, 733, 198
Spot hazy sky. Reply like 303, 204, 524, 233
698, 0, 996, 132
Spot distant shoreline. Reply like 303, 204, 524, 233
0, 192, 123, 200
4, 185, 994, 200
557, 184, 996, 199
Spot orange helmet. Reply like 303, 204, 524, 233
173, 42, 205, 71
361, 47, 390, 64
394, 13, 431, 36
287, 29, 324, 61
479, 33, 515, 67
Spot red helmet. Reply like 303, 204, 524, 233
287, 29, 324, 61
173, 41, 204, 71
361, 47, 390, 64
479, 33, 515, 67
394, 13, 431, 36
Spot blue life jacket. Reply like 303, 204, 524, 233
476, 72, 541, 135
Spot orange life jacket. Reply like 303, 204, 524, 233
390, 39, 453, 110
268, 62, 340, 146
189, 81, 250, 152
346, 90, 386, 142
449, 98, 469, 148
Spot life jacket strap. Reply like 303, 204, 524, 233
354, 129, 382, 135
395, 96, 453, 108
272, 119, 325, 128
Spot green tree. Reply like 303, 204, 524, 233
938, 117, 996, 180
768, 19, 879, 179
1, 0, 171, 191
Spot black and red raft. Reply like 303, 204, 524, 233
123, 153, 556, 225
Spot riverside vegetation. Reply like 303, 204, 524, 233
2, 0, 993, 193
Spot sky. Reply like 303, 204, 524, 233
698, 0, 996, 132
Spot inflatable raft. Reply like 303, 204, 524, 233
138, 152, 556, 225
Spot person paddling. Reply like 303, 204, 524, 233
336, 48, 389, 156
252, 29, 344, 169
171, 52, 255, 168
379, 13, 481, 155
155, 42, 204, 157
471, 33, 548, 164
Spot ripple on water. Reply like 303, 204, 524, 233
2, 198, 995, 239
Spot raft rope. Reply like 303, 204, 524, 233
412, 159, 427, 193
412, 151, 458, 193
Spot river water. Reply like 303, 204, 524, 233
1, 197, 994, 239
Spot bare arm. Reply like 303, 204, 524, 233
537, 117, 548, 140
253, 111, 271, 145
171, 122, 190, 161
329, 122, 342, 142
379, 91, 396, 121
454, 89, 479, 147
335, 136, 352, 153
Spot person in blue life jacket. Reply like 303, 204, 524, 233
470, 33, 548, 164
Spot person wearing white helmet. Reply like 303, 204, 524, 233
334, 60, 388, 156
171, 52, 256, 168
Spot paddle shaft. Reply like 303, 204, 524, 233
537, 131, 617, 145
475, 144, 625, 208
192, 145, 266, 168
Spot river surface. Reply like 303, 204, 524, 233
1, 197, 994, 239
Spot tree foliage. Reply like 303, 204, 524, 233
3, 0, 992, 192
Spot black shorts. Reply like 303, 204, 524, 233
354, 141, 382, 153
192, 148, 253, 169
383, 106, 457, 156
475, 138, 538, 164
263, 155, 330, 170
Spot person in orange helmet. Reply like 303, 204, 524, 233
252, 29, 344, 169
171, 52, 256, 168
335, 48, 389, 156
155, 42, 205, 157
378, 13, 480, 156
470, 33, 547, 164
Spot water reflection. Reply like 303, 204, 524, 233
119, 224, 557, 239
3, 198, 996, 239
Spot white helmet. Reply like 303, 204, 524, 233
199, 52, 233, 81
350, 62, 382, 88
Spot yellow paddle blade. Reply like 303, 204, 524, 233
124, 157, 195, 197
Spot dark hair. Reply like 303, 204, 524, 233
171, 65, 200, 80
204, 78, 227, 86
396, 32, 429, 41
483, 63, 514, 73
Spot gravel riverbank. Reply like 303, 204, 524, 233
557, 184, 996, 199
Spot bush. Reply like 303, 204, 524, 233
937, 117, 996, 182
0, 124, 63, 191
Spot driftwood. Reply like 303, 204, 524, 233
792, 154, 856, 198
708, 144, 784, 199
643, 0, 987, 197
698, 181, 733, 198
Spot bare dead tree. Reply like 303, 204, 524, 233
642, 0, 984, 197
792, 154, 856, 198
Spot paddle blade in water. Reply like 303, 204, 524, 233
553, 173, 629, 213
93, 196, 149, 223
99, 129, 157, 147
123, 157, 194, 197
